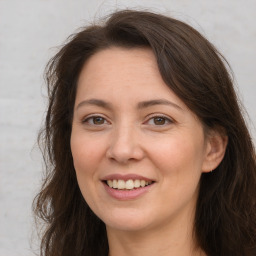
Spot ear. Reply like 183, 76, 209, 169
202, 130, 228, 173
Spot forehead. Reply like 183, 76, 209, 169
77, 47, 158, 88
76, 47, 185, 106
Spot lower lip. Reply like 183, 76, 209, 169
103, 182, 154, 200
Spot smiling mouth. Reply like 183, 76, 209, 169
104, 179, 154, 190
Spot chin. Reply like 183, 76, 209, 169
101, 209, 153, 232
106, 220, 150, 232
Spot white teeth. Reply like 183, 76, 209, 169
106, 179, 153, 190
113, 180, 118, 188
107, 180, 113, 187
117, 180, 125, 189
140, 180, 146, 187
134, 179, 140, 188
125, 179, 134, 190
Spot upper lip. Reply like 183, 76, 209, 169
101, 174, 155, 182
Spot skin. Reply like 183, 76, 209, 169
71, 47, 227, 256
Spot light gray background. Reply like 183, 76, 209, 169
0, 0, 255, 255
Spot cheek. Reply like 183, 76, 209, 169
70, 135, 103, 205
147, 132, 205, 178
71, 133, 106, 173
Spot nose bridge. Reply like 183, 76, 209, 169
107, 120, 143, 163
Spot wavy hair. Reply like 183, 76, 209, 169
33, 10, 256, 256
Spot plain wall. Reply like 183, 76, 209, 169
0, 0, 255, 255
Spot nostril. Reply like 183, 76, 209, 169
106, 135, 145, 163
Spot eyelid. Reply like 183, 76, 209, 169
81, 113, 174, 126
144, 113, 174, 125
82, 114, 110, 125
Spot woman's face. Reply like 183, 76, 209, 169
71, 47, 211, 233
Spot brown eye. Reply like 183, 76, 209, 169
153, 117, 166, 125
83, 116, 108, 125
146, 115, 173, 126
93, 116, 105, 125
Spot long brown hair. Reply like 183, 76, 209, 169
34, 10, 256, 256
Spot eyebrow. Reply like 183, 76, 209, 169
76, 98, 183, 111
137, 99, 183, 110
76, 99, 112, 110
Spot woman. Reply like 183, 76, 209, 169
34, 10, 256, 256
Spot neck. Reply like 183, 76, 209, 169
107, 209, 205, 256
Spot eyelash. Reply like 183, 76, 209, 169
82, 114, 173, 127
82, 115, 109, 125
145, 115, 173, 126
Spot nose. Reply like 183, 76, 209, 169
106, 124, 145, 164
